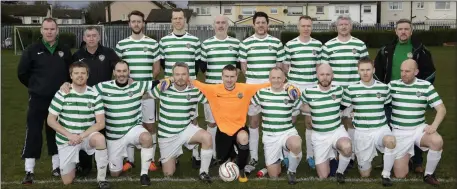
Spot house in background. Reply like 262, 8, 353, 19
105, 1, 167, 22
1, 4, 52, 24
53, 9, 85, 25
381, 1, 456, 24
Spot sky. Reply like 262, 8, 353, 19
33, 1, 188, 9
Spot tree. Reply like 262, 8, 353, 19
1, 1, 25, 4
33, 1, 48, 5
84, 1, 107, 24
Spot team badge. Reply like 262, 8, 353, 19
407, 52, 413, 59
87, 102, 93, 108
186, 94, 191, 101
128, 91, 134, 97
416, 91, 422, 97
331, 94, 336, 100
283, 98, 289, 105
352, 48, 357, 54
143, 46, 148, 52
58, 51, 64, 57
229, 46, 233, 51
376, 92, 381, 98
186, 43, 191, 49
268, 45, 273, 51
237, 92, 243, 99
312, 49, 316, 55
99, 55, 105, 61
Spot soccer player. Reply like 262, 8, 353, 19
283, 15, 322, 169
159, 8, 202, 166
321, 15, 369, 166
300, 63, 352, 183
199, 15, 241, 160
341, 58, 396, 186
47, 61, 110, 189
251, 67, 302, 185
239, 11, 285, 173
94, 61, 169, 186
18, 18, 73, 184
149, 63, 213, 183
389, 59, 445, 186
115, 10, 160, 172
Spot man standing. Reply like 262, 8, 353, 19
115, 10, 160, 172
374, 19, 436, 173
251, 67, 302, 185
199, 15, 241, 160
283, 15, 322, 169
159, 8, 202, 167
389, 59, 445, 186
18, 18, 73, 184
341, 58, 396, 186
239, 11, 285, 173
47, 61, 110, 189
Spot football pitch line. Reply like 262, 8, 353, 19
2, 177, 456, 185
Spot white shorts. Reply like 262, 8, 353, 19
203, 103, 214, 123
393, 124, 428, 160
246, 79, 266, 116
354, 126, 392, 165
107, 125, 149, 172
57, 132, 99, 175
292, 84, 314, 116
263, 129, 299, 166
312, 125, 350, 165
159, 123, 202, 163
341, 105, 354, 118
141, 98, 156, 123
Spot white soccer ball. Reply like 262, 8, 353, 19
218, 162, 240, 182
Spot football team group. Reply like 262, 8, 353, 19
17, 8, 445, 189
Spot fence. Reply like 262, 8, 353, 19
2, 21, 456, 49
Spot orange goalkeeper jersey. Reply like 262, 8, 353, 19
192, 80, 270, 136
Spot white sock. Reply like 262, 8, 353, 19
199, 149, 212, 174
140, 147, 154, 175
192, 145, 201, 160
288, 152, 302, 173
95, 149, 109, 182
248, 127, 259, 161
127, 146, 135, 163
25, 158, 36, 173
151, 133, 157, 162
305, 129, 313, 158
425, 150, 442, 176
52, 154, 59, 170
337, 154, 351, 174
283, 149, 289, 158
382, 147, 395, 178
347, 128, 355, 160
207, 125, 217, 158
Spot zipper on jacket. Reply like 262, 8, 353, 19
384, 56, 389, 82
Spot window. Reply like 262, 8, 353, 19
31, 17, 40, 24
316, 6, 324, 14
416, 2, 424, 9
287, 6, 303, 15
241, 7, 255, 15
74, 19, 81, 24
195, 7, 210, 15
62, 19, 70, 24
270, 7, 278, 14
363, 5, 371, 13
335, 6, 349, 14
435, 2, 451, 10
389, 2, 402, 10
223, 6, 232, 15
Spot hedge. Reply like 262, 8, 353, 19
280, 29, 457, 48
16, 28, 76, 49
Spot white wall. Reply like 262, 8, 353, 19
327, 3, 377, 24
361, 4, 377, 24
188, 5, 223, 25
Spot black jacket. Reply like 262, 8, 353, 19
374, 38, 436, 84
72, 42, 120, 86
17, 40, 72, 97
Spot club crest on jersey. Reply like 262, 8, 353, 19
58, 51, 64, 57
312, 49, 316, 55
268, 45, 273, 51
143, 46, 148, 52
128, 91, 134, 97
407, 52, 413, 59
186, 94, 191, 101
186, 43, 191, 49
416, 91, 422, 97
237, 92, 243, 99
331, 94, 336, 100
376, 92, 381, 98
229, 46, 233, 51
352, 48, 357, 54
98, 55, 105, 61
283, 98, 289, 104
87, 102, 93, 108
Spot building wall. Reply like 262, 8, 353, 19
381, 2, 412, 24
106, 2, 161, 22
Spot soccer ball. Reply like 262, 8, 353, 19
218, 162, 240, 182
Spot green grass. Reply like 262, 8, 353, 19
2, 47, 456, 189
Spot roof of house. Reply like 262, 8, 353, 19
146, 9, 193, 23
1, 4, 50, 16
108, 1, 167, 9
53, 9, 84, 19
234, 15, 284, 24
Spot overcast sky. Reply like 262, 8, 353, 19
41, 1, 188, 9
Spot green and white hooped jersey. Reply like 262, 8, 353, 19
284, 37, 322, 85
48, 86, 104, 145
200, 36, 240, 84
388, 78, 442, 129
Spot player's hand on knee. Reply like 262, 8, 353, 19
285, 84, 301, 100
60, 82, 71, 94
424, 124, 437, 134
68, 134, 82, 145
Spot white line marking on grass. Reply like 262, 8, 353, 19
2, 177, 456, 185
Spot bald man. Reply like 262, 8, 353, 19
300, 64, 352, 183
388, 59, 445, 186
199, 15, 241, 161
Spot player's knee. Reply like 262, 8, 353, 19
430, 134, 443, 150
236, 130, 249, 145
62, 178, 73, 185
288, 137, 302, 153
202, 131, 212, 147
92, 133, 106, 148
383, 135, 396, 149
110, 171, 121, 177
339, 140, 352, 156
358, 161, 372, 177
394, 171, 408, 179
318, 172, 329, 179
139, 132, 152, 148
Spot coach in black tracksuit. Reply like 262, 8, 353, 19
69, 27, 120, 176
17, 18, 72, 184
